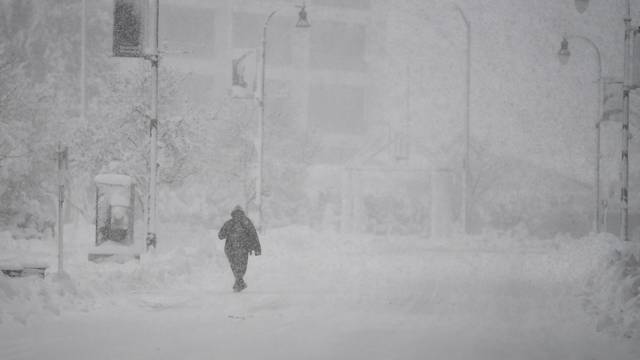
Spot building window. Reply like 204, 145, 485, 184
310, 21, 366, 71
309, 83, 365, 134
160, 5, 216, 58
232, 12, 292, 66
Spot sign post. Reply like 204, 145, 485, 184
231, 48, 258, 99
56, 144, 68, 274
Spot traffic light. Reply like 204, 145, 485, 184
113, 0, 145, 57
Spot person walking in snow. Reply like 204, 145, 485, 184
218, 205, 261, 292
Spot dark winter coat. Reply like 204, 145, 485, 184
218, 208, 261, 254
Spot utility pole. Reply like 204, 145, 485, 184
57, 144, 68, 274
573, 0, 633, 239
621, 0, 632, 241
595, 59, 604, 233
81, 0, 87, 126
145, 0, 159, 249
256, 15, 269, 233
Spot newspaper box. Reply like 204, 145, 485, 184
89, 174, 141, 261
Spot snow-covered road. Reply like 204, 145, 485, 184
1, 226, 639, 359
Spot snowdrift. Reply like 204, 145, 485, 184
0, 225, 227, 324
582, 235, 640, 340
1, 223, 639, 344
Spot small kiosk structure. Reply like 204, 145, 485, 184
89, 174, 142, 261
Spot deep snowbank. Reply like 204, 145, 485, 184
0, 224, 227, 324
582, 235, 640, 340
1, 223, 638, 342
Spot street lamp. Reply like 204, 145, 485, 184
256, 4, 310, 232
574, 0, 633, 241
575, 0, 589, 14
296, 5, 311, 28
557, 35, 603, 233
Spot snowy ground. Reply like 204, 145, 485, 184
1, 224, 639, 360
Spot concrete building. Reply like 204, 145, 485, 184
156, 0, 439, 234
159, 0, 387, 163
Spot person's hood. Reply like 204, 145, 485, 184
231, 205, 244, 219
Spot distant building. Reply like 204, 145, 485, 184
159, 0, 388, 163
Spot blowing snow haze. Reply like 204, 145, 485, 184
0, 0, 640, 359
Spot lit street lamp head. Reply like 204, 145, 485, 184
558, 38, 571, 65
296, 5, 311, 28
575, 0, 589, 14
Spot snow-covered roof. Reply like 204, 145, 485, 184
95, 174, 133, 186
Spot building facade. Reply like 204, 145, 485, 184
159, 0, 387, 163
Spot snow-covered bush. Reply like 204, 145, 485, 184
0, 240, 225, 325
0, 0, 114, 229
0, 273, 82, 324
361, 193, 427, 235
472, 154, 592, 237
583, 239, 640, 340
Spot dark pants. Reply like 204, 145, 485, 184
225, 245, 249, 284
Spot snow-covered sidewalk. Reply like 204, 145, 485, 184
1, 225, 639, 359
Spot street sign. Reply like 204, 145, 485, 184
113, 0, 145, 58
231, 48, 258, 99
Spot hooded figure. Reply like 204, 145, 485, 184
218, 205, 261, 292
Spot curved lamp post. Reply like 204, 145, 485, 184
256, 4, 310, 232
557, 35, 603, 232
573, 0, 632, 241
